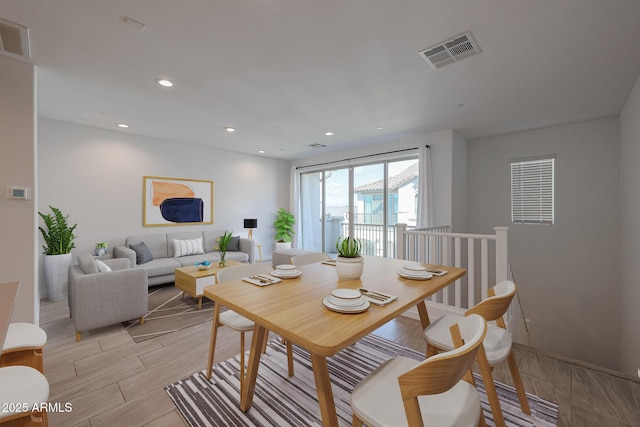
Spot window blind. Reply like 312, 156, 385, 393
511, 156, 555, 224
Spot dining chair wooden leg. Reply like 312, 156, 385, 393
507, 350, 531, 414
286, 340, 294, 376
478, 412, 488, 427
352, 414, 363, 427
240, 330, 246, 397
425, 342, 437, 358
476, 345, 505, 427
206, 303, 221, 379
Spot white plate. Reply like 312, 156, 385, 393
275, 264, 297, 270
322, 297, 370, 313
330, 289, 361, 299
397, 270, 433, 280
271, 270, 302, 279
327, 295, 366, 307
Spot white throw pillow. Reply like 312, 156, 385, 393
95, 260, 112, 273
174, 237, 205, 257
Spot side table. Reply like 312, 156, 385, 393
255, 244, 263, 263
174, 260, 243, 309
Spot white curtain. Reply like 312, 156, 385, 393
417, 145, 434, 228
290, 165, 300, 248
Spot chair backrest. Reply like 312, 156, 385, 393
465, 280, 517, 323
398, 314, 486, 399
216, 263, 273, 283
291, 252, 331, 267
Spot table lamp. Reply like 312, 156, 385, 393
244, 218, 257, 239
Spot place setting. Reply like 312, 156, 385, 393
270, 264, 303, 279
322, 289, 370, 314
242, 274, 282, 286
397, 263, 447, 280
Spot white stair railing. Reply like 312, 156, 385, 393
395, 224, 525, 342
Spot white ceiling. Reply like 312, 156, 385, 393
2, 0, 640, 160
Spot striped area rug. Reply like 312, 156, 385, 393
166, 335, 558, 426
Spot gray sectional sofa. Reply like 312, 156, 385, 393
113, 230, 255, 286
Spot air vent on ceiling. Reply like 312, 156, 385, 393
0, 17, 30, 59
419, 31, 479, 70
306, 143, 327, 149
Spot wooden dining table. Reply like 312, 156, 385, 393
203, 256, 465, 426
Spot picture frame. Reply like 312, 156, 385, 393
143, 176, 214, 227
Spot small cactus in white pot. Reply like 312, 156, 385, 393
335, 237, 364, 280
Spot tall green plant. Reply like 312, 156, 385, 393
273, 208, 295, 242
38, 206, 77, 255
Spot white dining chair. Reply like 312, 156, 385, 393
351, 314, 487, 427
0, 323, 48, 373
0, 365, 49, 426
290, 252, 331, 266
206, 263, 295, 393
423, 280, 530, 427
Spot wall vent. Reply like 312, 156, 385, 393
419, 31, 479, 70
0, 18, 30, 59
306, 143, 327, 149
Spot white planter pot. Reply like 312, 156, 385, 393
275, 241, 292, 251
335, 256, 364, 280
44, 253, 72, 302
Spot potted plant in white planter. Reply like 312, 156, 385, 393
38, 206, 77, 301
273, 208, 295, 250
335, 236, 364, 280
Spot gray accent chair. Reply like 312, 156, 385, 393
69, 252, 148, 341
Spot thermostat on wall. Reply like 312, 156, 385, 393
6, 186, 31, 200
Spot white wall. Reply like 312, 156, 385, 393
619, 74, 640, 375
0, 54, 37, 323
37, 119, 291, 295
468, 117, 620, 370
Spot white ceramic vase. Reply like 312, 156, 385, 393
44, 253, 72, 302
335, 256, 364, 280
275, 241, 292, 251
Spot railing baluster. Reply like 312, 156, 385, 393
481, 238, 488, 300
467, 238, 475, 309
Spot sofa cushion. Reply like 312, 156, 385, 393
203, 230, 227, 253
173, 237, 205, 257
166, 231, 205, 257
77, 252, 98, 274
228, 236, 240, 251
125, 234, 169, 259
95, 260, 112, 272
225, 251, 250, 263
130, 242, 154, 265
139, 258, 182, 277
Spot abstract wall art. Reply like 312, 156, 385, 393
143, 176, 214, 226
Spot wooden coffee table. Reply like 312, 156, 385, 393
174, 260, 243, 309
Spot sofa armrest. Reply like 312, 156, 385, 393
103, 258, 130, 271
113, 245, 136, 267
238, 238, 255, 264
69, 265, 148, 333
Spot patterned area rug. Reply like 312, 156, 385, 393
166, 334, 558, 426
124, 284, 215, 343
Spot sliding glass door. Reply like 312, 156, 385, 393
300, 156, 419, 258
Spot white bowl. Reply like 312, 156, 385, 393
196, 263, 212, 270
331, 289, 361, 299
403, 264, 427, 272
276, 264, 297, 270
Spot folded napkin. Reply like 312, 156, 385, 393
242, 275, 282, 287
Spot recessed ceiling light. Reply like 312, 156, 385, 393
225, 127, 236, 132
117, 123, 129, 128
258, 150, 265, 154
377, 126, 384, 130
155, 78, 174, 87
324, 131, 334, 136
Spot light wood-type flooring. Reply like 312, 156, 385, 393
39, 297, 640, 426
